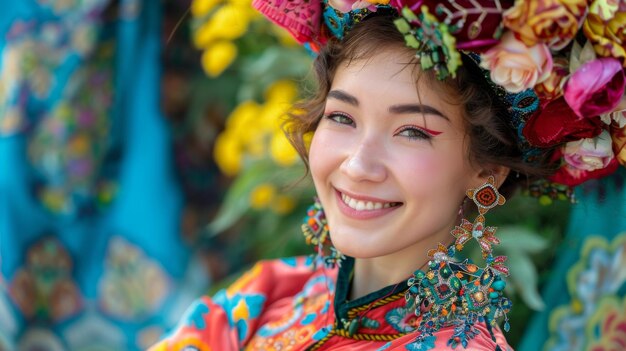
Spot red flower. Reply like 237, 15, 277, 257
523, 97, 604, 147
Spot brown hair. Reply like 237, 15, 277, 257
284, 15, 556, 198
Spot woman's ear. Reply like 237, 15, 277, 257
474, 166, 510, 189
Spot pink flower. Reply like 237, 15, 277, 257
480, 32, 553, 93
328, 0, 387, 12
550, 154, 619, 187
562, 130, 615, 171
563, 57, 626, 118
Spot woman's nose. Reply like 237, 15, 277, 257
339, 142, 387, 183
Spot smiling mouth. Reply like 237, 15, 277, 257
340, 193, 402, 211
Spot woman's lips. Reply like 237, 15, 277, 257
334, 189, 401, 220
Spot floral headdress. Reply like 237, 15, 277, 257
253, 0, 626, 193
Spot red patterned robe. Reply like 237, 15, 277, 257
150, 256, 512, 351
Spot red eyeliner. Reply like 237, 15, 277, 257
422, 128, 442, 136
396, 125, 443, 136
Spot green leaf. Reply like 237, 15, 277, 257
208, 160, 277, 234
208, 160, 310, 234
394, 18, 411, 34
238, 47, 312, 101
496, 226, 549, 254
506, 252, 545, 311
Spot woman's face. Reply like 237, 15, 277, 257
309, 47, 484, 260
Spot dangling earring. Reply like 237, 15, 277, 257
451, 175, 506, 259
405, 176, 512, 349
301, 198, 344, 268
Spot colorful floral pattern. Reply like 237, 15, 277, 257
98, 236, 171, 321
545, 233, 626, 351
17, 328, 66, 351
1, 1, 211, 350
63, 313, 126, 350
586, 296, 626, 351
150, 257, 511, 350
385, 307, 417, 333
0, 0, 118, 216
9, 237, 83, 322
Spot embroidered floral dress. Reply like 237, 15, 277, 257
150, 256, 512, 351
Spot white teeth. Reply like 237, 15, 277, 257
341, 193, 396, 211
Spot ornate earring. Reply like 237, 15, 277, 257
452, 175, 506, 260
301, 198, 344, 268
405, 176, 511, 349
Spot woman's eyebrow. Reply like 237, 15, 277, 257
327, 90, 450, 121
388, 104, 450, 121
327, 90, 359, 106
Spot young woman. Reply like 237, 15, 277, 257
151, 1, 625, 350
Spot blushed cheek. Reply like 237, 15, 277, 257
398, 151, 465, 191
401, 152, 441, 174
309, 132, 336, 180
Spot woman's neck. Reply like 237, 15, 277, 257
349, 235, 454, 300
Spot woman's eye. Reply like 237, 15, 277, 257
325, 112, 354, 126
396, 127, 432, 140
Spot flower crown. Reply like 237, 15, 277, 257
253, 0, 626, 191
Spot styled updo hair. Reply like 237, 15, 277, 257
285, 14, 556, 198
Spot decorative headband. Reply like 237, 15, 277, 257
253, 0, 626, 190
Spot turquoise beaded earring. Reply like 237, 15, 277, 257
405, 176, 511, 349
301, 198, 345, 268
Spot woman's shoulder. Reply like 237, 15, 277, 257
223, 256, 331, 300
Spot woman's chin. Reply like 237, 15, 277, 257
331, 236, 387, 259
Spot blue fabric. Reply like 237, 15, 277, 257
519, 169, 626, 351
0, 1, 206, 349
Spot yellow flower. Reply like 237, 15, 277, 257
228, 0, 252, 8
258, 101, 289, 133
201, 41, 237, 77
590, 0, 619, 20
250, 183, 276, 209
270, 130, 299, 167
265, 79, 298, 104
583, 0, 626, 65
193, 4, 250, 47
191, 0, 222, 17
226, 100, 262, 131
271, 195, 296, 214
244, 134, 266, 158
225, 101, 268, 157
213, 132, 242, 176
503, 0, 587, 49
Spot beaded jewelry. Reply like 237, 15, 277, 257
405, 176, 511, 349
301, 198, 345, 268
